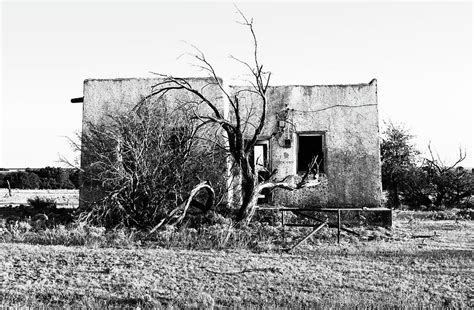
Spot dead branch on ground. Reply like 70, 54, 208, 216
150, 181, 215, 233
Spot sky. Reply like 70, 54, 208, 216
1, 0, 472, 168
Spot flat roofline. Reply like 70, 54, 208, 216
81, 77, 376, 88
83, 76, 223, 83
231, 79, 377, 88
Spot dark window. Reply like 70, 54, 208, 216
298, 134, 325, 173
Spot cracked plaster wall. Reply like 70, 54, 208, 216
231, 80, 382, 207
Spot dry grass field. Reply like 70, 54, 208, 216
1, 212, 472, 308
0, 189, 79, 207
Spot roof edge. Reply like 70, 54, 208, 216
84, 76, 223, 83
231, 79, 377, 88
82, 77, 377, 88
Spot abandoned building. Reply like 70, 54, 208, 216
74, 77, 386, 222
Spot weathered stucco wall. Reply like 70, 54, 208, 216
230, 80, 382, 207
82, 77, 224, 126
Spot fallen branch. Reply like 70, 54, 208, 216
200, 266, 281, 275
258, 177, 321, 193
258, 155, 321, 193
412, 233, 437, 239
149, 181, 215, 233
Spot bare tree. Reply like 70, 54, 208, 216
142, 9, 321, 224
422, 144, 472, 208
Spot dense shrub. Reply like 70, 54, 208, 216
79, 100, 227, 229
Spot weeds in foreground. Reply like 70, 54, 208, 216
0, 220, 134, 248
0, 218, 351, 251
0, 208, 471, 252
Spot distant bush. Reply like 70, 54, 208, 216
2, 171, 41, 189
0, 167, 80, 189
29, 167, 75, 189
27, 196, 57, 210
380, 122, 420, 207
400, 164, 473, 210
394, 209, 473, 221
381, 122, 473, 210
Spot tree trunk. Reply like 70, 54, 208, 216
234, 155, 323, 225
236, 157, 260, 224
7, 180, 11, 197
388, 183, 401, 208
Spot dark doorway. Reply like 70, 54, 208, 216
248, 140, 271, 203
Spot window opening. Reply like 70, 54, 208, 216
297, 134, 325, 174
